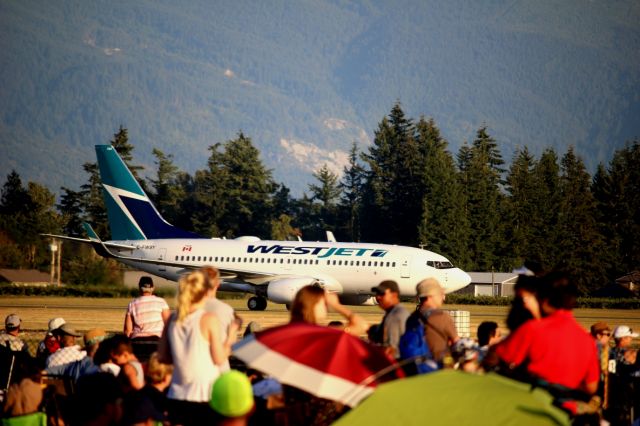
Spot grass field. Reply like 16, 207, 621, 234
2, 296, 639, 347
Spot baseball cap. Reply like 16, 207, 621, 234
416, 278, 444, 298
590, 321, 611, 336
48, 317, 66, 332
84, 328, 107, 348
613, 325, 639, 339
210, 370, 254, 418
371, 280, 400, 295
58, 323, 82, 337
5, 314, 21, 329
138, 276, 154, 290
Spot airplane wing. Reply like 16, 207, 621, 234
41, 233, 138, 251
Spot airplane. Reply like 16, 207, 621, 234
45, 144, 471, 311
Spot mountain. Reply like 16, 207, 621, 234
1, 0, 639, 196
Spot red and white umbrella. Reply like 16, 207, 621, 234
232, 322, 402, 407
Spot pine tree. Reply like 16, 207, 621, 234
556, 147, 607, 294
308, 164, 341, 234
593, 141, 640, 278
338, 142, 364, 242
58, 187, 85, 236
415, 117, 470, 268
530, 148, 561, 269
148, 148, 186, 225
462, 126, 505, 270
501, 147, 536, 266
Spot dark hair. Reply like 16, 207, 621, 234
477, 321, 498, 347
109, 334, 133, 357
506, 275, 540, 331
138, 276, 154, 289
537, 271, 577, 310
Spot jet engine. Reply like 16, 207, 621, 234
266, 277, 319, 304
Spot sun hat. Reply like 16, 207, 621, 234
613, 325, 639, 339
48, 317, 66, 332
5, 314, 21, 329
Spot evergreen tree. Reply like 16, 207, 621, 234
593, 141, 640, 278
148, 148, 186, 225
198, 133, 275, 238
462, 126, 505, 270
556, 147, 606, 294
502, 147, 539, 268
58, 187, 85, 236
415, 117, 470, 268
0, 173, 62, 268
80, 162, 109, 238
308, 164, 341, 234
338, 142, 364, 242
361, 102, 422, 245
529, 148, 561, 269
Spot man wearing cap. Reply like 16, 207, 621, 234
124, 276, 171, 360
36, 317, 65, 366
0, 314, 29, 354
45, 323, 86, 368
370, 280, 409, 359
45, 328, 107, 382
606, 325, 639, 424
413, 278, 459, 364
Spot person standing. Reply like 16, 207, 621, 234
370, 280, 409, 359
606, 325, 639, 425
158, 269, 239, 426
124, 276, 171, 361
589, 322, 611, 411
202, 266, 238, 372
412, 278, 459, 365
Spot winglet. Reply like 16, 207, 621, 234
83, 222, 100, 241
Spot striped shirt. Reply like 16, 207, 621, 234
127, 295, 169, 338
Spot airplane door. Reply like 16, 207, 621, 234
157, 248, 167, 272
400, 258, 411, 278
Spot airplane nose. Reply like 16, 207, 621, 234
447, 268, 471, 292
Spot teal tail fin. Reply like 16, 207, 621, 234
95, 145, 204, 240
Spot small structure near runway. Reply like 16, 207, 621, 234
0, 268, 52, 286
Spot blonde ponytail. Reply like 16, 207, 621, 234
176, 270, 212, 323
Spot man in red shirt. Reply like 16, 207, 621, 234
494, 272, 599, 395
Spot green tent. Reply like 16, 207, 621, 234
334, 370, 570, 426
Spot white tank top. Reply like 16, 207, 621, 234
167, 308, 220, 402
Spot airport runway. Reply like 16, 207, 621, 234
1, 296, 638, 344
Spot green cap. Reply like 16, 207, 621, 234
210, 370, 254, 418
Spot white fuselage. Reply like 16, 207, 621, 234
112, 238, 471, 297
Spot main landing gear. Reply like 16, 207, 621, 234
247, 296, 267, 311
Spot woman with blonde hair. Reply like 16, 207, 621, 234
158, 268, 239, 425
290, 285, 369, 336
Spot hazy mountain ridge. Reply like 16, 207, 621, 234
1, 0, 638, 195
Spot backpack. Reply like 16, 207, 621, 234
398, 311, 438, 375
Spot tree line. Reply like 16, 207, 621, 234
1, 104, 639, 294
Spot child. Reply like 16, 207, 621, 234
110, 334, 145, 392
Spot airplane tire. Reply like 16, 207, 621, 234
248, 297, 260, 311
248, 296, 268, 311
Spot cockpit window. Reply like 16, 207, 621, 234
427, 260, 455, 269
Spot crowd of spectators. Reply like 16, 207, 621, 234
0, 267, 638, 425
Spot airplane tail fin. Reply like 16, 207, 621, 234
95, 145, 204, 240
